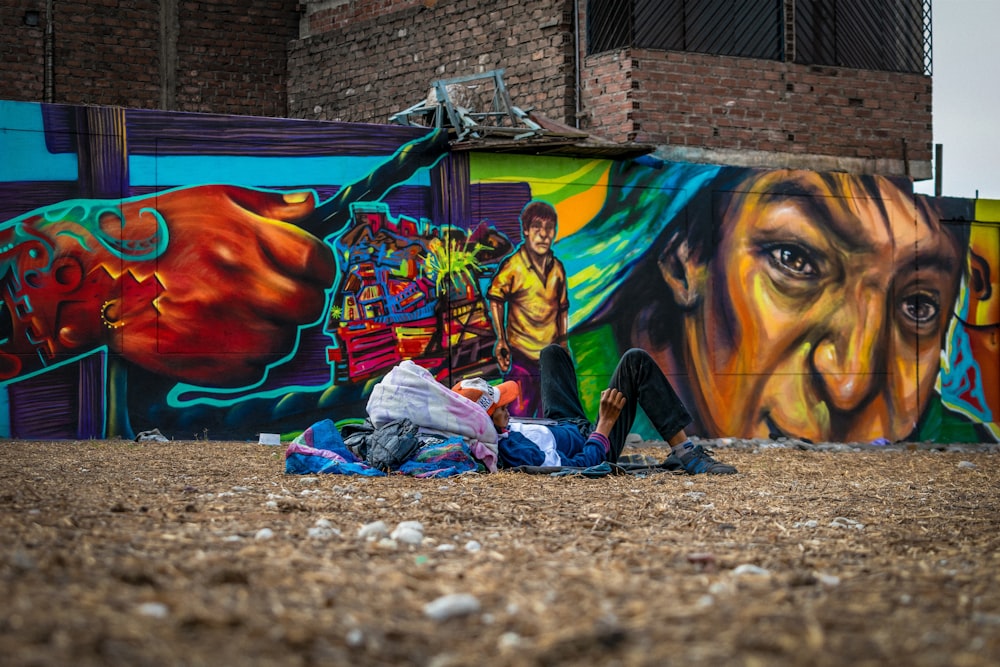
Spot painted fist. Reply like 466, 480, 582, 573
0, 185, 335, 385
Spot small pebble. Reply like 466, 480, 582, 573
957, 461, 977, 469
137, 602, 169, 618
708, 581, 731, 595
423, 593, 480, 620
308, 519, 340, 540
254, 528, 274, 541
392, 525, 424, 545
464, 540, 481, 553
11, 551, 35, 571
732, 564, 771, 576
815, 572, 841, 587
358, 521, 389, 540
391, 520, 425, 542
971, 612, 1000, 626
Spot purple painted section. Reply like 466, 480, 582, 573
0, 182, 80, 221
77, 355, 105, 438
473, 181, 532, 240
40, 104, 429, 156
9, 364, 79, 439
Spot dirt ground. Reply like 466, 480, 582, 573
0, 438, 998, 667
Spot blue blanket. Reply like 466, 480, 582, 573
284, 419, 482, 478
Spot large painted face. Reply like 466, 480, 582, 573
674, 171, 963, 442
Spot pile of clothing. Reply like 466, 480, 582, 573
285, 361, 499, 478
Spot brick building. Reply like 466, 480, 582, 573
1, 0, 299, 117
1, 0, 933, 179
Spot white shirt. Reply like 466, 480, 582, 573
507, 421, 560, 467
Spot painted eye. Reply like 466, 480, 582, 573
901, 292, 939, 325
767, 244, 818, 278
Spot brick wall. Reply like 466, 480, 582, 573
287, 0, 577, 126
0, 1, 51, 102
581, 48, 933, 165
172, 0, 299, 116
1, 0, 933, 168
0, 0, 299, 117
579, 50, 633, 143
53, 0, 162, 109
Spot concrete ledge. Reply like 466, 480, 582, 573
653, 145, 932, 182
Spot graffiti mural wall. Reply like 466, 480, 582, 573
1, 100, 996, 442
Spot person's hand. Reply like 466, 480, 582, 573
0, 185, 335, 385
595, 388, 627, 436
494, 340, 511, 372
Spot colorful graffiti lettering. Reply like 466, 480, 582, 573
326, 201, 510, 384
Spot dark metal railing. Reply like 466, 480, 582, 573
587, 0, 932, 75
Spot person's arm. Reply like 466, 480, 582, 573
560, 432, 610, 468
489, 299, 511, 372
558, 389, 627, 467
556, 309, 568, 347
594, 388, 626, 437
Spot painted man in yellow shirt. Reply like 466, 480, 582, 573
487, 201, 569, 417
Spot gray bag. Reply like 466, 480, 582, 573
365, 418, 422, 471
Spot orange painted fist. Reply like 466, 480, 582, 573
0, 185, 335, 385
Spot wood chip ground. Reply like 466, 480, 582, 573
1, 439, 998, 666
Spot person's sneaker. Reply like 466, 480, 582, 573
675, 445, 737, 475
661, 452, 683, 471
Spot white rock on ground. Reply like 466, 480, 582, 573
423, 593, 481, 621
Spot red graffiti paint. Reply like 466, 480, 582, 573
0, 185, 334, 386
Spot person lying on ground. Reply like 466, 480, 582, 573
453, 345, 737, 474
452, 375, 625, 469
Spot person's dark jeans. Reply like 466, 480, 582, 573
539, 345, 692, 462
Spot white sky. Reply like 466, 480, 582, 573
913, 0, 1000, 199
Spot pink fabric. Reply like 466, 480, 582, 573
367, 361, 499, 472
